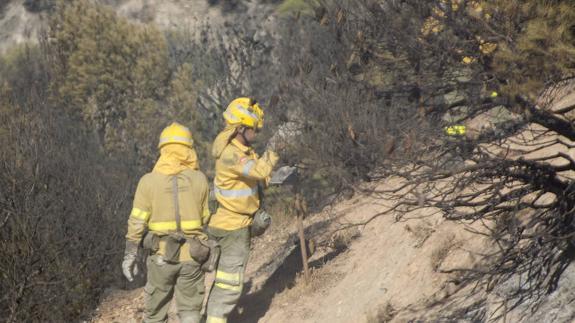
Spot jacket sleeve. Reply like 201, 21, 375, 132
230, 150, 279, 181
125, 176, 152, 243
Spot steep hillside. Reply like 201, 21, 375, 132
254, 183, 575, 323
92, 93, 575, 322
3, 1, 574, 322
91, 174, 575, 322
238, 183, 491, 323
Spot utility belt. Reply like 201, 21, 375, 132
142, 232, 220, 272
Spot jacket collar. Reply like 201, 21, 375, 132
231, 138, 251, 154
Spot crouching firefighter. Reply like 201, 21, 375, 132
122, 122, 219, 323
205, 98, 280, 323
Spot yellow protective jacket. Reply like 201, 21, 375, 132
210, 134, 278, 231
126, 146, 210, 262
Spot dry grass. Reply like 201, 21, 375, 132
366, 302, 397, 323
328, 226, 361, 251
430, 234, 462, 272
404, 223, 436, 248
273, 266, 344, 311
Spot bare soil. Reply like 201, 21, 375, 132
92, 169, 575, 322
91, 177, 494, 322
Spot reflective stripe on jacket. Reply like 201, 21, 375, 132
209, 139, 278, 230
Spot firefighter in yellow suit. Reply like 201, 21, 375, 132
122, 122, 211, 323
206, 98, 279, 323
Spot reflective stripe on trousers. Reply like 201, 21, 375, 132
215, 270, 241, 286
206, 316, 227, 323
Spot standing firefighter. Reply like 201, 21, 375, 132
206, 98, 279, 323
122, 122, 212, 323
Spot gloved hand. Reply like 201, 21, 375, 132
122, 240, 139, 282
250, 209, 271, 237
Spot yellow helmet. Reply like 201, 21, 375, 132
158, 122, 194, 148
223, 97, 264, 129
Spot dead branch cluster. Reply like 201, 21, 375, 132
293, 0, 575, 312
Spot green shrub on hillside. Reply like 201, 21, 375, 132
0, 0, 279, 321
165, 63, 212, 169
0, 43, 133, 322
488, 1, 575, 100
49, 0, 170, 158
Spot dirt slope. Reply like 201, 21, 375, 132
238, 182, 491, 323
92, 170, 575, 322
81, 11, 575, 323
91, 178, 490, 322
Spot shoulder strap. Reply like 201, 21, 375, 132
172, 175, 182, 233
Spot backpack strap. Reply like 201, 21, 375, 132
172, 175, 182, 234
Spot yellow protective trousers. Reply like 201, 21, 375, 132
205, 227, 251, 323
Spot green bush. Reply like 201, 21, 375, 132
0, 0, 282, 321
0, 43, 134, 322
49, 0, 170, 161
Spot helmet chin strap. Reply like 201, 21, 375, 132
238, 127, 252, 146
